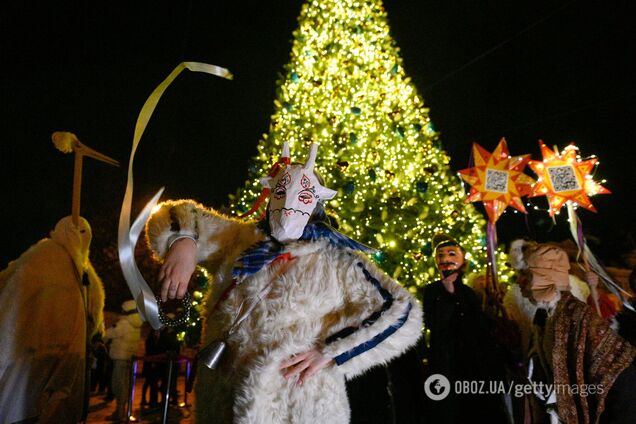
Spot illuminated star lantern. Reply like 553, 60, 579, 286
528, 140, 610, 216
458, 138, 535, 223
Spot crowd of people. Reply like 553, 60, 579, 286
148, 143, 635, 424
0, 142, 635, 423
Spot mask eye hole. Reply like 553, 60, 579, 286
298, 191, 314, 204
273, 172, 291, 199
273, 185, 286, 199
80, 229, 86, 233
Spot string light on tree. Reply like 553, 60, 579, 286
230, 0, 489, 293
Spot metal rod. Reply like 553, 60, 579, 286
162, 358, 175, 424
127, 358, 138, 421
184, 359, 191, 406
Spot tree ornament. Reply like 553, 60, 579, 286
415, 181, 428, 193
336, 160, 350, 172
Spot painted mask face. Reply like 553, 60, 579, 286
262, 143, 336, 242
435, 245, 465, 277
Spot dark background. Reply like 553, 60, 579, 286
1, 0, 635, 268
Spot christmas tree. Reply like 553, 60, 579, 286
232, 0, 490, 294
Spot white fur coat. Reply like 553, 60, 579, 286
147, 200, 423, 423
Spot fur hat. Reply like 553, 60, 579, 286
508, 239, 538, 271
121, 299, 137, 313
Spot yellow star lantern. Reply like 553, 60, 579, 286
458, 138, 535, 223
528, 140, 610, 216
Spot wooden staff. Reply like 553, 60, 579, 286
52, 131, 119, 225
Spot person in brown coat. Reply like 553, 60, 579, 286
517, 243, 636, 424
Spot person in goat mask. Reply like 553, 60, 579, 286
145, 142, 423, 423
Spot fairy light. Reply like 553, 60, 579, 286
229, 0, 496, 291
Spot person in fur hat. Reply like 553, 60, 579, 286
0, 216, 105, 423
516, 243, 636, 424
504, 238, 590, 355
145, 143, 423, 423
104, 299, 143, 422
422, 233, 508, 423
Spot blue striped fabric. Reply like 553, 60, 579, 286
325, 260, 394, 344
326, 260, 411, 365
333, 303, 413, 366
231, 221, 375, 280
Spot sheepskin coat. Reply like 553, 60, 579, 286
147, 200, 423, 423
503, 274, 590, 354
105, 312, 143, 360
0, 224, 105, 423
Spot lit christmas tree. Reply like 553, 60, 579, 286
232, 0, 490, 294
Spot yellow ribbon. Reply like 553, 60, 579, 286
118, 62, 233, 329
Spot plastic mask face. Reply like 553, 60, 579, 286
435, 245, 465, 276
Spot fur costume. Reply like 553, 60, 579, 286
146, 199, 423, 423
104, 301, 143, 421
505, 239, 589, 354
0, 217, 105, 423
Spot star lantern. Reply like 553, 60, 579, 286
528, 141, 610, 216
459, 138, 535, 223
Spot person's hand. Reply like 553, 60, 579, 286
280, 348, 333, 385
159, 238, 197, 301
441, 271, 459, 293
586, 271, 599, 288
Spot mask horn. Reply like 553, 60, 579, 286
304, 143, 318, 170
280, 142, 291, 164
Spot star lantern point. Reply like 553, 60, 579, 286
528, 141, 610, 216
458, 138, 535, 223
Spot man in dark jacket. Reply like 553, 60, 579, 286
422, 233, 507, 423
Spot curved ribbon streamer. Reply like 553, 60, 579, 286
566, 201, 634, 311
118, 62, 233, 329
120, 188, 165, 329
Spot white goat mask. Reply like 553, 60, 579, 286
260, 143, 337, 242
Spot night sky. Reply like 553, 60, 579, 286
2, 0, 635, 267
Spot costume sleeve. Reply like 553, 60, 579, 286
145, 199, 263, 269
321, 251, 423, 378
